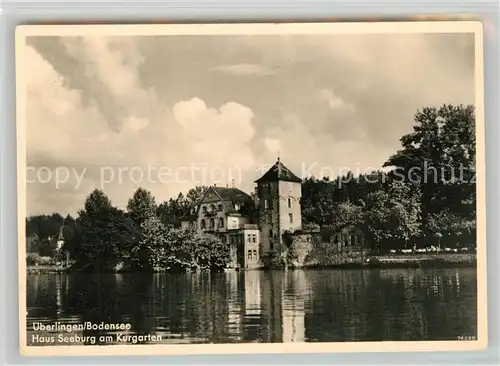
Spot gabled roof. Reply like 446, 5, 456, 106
210, 186, 252, 203
179, 186, 253, 220
255, 159, 302, 183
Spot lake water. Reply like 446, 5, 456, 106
26, 268, 477, 345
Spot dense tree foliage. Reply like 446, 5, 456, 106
26, 186, 228, 273
135, 217, 229, 272
362, 181, 422, 251
127, 188, 157, 228
26, 213, 76, 256
68, 190, 140, 272
301, 104, 476, 250
157, 186, 208, 227
384, 105, 476, 238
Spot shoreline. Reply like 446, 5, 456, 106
295, 253, 476, 270
26, 253, 476, 274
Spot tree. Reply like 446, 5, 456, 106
136, 222, 230, 272
26, 253, 42, 266
191, 232, 231, 271
427, 210, 476, 249
301, 171, 388, 227
157, 186, 209, 228
363, 181, 421, 251
384, 104, 476, 236
127, 188, 157, 228
301, 177, 336, 226
186, 186, 208, 204
157, 196, 187, 228
132, 216, 169, 271
70, 190, 140, 272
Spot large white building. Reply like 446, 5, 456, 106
180, 158, 303, 269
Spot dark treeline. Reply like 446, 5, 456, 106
25, 186, 223, 272
26, 104, 476, 270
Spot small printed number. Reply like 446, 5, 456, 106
457, 335, 476, 341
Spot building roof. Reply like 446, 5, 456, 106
210, 186, 252, 203
254, 159, 302, 183
181, 186, 254, 221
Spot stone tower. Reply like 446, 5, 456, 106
254, 158, 302, 259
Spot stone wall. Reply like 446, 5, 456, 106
286, 233, 314, 267
275, 230, 369, 268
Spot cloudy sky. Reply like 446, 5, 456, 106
23, 31, 475, 216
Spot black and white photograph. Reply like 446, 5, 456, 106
17, 22, 487, 356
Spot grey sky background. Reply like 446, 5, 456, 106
24, 32, 475, 216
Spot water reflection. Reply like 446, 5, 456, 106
26, 268, 477, 345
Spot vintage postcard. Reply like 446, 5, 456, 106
16, 21, 487, 356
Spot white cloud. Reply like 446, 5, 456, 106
263, 137, 282, 156
25, 45, 109, 161
318, 88, 354, 110
25, 42, 259, 215
171, 97, 256, 167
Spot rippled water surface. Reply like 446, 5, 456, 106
27, 268, 477, 345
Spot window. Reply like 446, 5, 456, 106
252, 250, 257, 260
202, 206, 207, 213
200, 219, 206, 229
218, 204, 223, 211
264, 199, 268, 209
209, 204, 216, 212
247, 250, 252, 260
289, 213, 293, 224
218, 217, 224, 228
209, 218, 215, 229
252, 234, 256, 243
288, 198, 292, 208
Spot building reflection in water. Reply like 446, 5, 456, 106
245, 270, 311, 343
226, 271, 243, 341
244, 271, 261, 317
282, 270, 311, 342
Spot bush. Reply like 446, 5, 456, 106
39, 256, 53, 265
26, 253, 42, 265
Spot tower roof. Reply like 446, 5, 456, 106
254, 159, 302, 183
